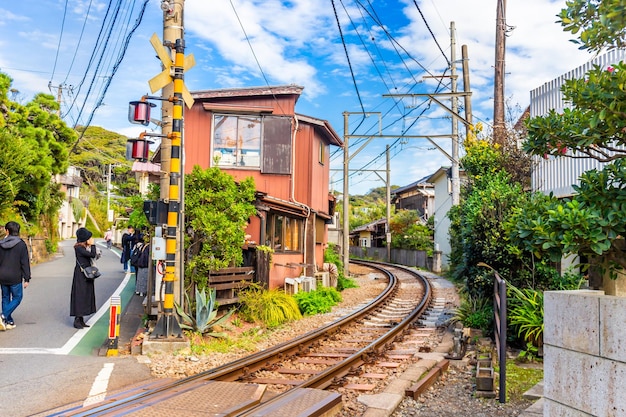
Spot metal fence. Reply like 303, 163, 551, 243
349, 246, 432, 270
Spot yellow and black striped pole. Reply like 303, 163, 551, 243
153, 38, 186, 338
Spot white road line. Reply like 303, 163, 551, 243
83, 363, 115, 406
0, 265, 131, 355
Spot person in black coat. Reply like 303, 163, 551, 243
70, 227, 98, 329
121, 226, 137, 273
0, 221, 31, 330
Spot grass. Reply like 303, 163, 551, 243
494, 361, 544, 402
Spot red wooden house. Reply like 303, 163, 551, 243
183, 85, 343, 289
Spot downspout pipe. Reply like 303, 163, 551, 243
289, 116, 312, 274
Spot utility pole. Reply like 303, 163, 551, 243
462, 44, 473, 138
342, 112, 350, 277
152, 0, 187, 338
341, 112, 452, 273
493, 0, 507, 146
48, 82, 66, 117
450, 22, 460, 206
385, 145, 391, 262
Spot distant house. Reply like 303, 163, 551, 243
132, 160, 161, 197
181, 85, 343, 289
426, 166, 467, 270
349, 218, 387, 248
56, 166, 84, 239
391, 176, 434, 220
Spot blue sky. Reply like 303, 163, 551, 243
0, 0, 592, 195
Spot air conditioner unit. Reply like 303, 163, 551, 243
301, 276, 316, 292
284, 277, 299, 295
314, 271, 330, 287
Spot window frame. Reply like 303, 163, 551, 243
265, 212, 303, 253
212, 113, 262, 169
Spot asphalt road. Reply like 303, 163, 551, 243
0, 239, 154, 417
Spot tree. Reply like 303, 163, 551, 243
558, 0, 626, 52
0, 73, 73, 224
389, 209, 432, 251
184, 166, 257, 291
517, 1, 626, 278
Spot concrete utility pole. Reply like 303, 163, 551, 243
462, 44, 473, 138
49, 82, 66, 117
450, 22, 460, 206
493, 0, 507, 146
385, 145, 391, 262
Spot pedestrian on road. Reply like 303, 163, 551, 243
104, 228, 113, 250
121, 226, 137, 273
0, 221, 31, 331
70, 227, 99, 329
133, 234, 150, 297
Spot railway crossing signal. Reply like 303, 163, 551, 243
148, 33, 195, 109
127, 32, 194, 338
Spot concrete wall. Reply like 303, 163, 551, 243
544, 290, 626, 416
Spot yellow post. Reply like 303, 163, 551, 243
106, 296, 121, 356
153, 38, 185, 338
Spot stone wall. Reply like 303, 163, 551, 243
544, 290, 626, 416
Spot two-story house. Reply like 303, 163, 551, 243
183, 85, 343, 289
390, 176, 434, 220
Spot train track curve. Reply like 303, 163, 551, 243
46, 261, 453, 417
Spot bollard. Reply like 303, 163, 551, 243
107, 296, 121, 356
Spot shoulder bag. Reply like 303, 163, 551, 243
78, 259, 101, 280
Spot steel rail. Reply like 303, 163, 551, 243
58, 260, 403, 416
237, 261, 433, 416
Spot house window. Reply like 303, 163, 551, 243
213, 114, 262, 168
319, 140, 325, 165
265, 212, 302, 252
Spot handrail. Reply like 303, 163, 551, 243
478, 262, 507, 403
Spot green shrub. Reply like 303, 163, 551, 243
294, 287, 342, 315
508, 285, 544, 352
337, 275, 358, 291
454, 294, 493, 333
238, 283, 302, 328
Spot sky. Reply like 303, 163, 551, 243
0, 0, 594, 195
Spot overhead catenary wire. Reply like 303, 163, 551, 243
69, 0, 150, 154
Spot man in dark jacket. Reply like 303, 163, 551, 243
121, 226, 137, 273
0, 221, 31, 330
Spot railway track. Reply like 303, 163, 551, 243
46, 261, 452, 417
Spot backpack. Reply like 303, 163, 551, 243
130, 242, 144, 267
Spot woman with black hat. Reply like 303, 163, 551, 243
70, 227, 98, 329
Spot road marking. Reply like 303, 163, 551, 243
0, 266, 131, 355
83, 363, 115, 406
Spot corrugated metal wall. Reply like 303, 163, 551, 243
530, 49, 626, 197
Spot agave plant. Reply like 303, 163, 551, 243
175, 287, 235, 337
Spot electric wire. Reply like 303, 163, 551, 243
412, 0, 450, 66
228, 0, 287, 116
332, 0, 366, 118
69, 0, 150, 154
61, 0, 95, 85
63, 0, 117, 119
50, 0, 69, 83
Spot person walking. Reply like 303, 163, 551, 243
121, 226, 137, 273
104, 228, 113, 250
133, 235, 150, 297
70, 227, 98, 329
0, 221, 31, 330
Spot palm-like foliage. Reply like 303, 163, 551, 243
507, 285, 544, 349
